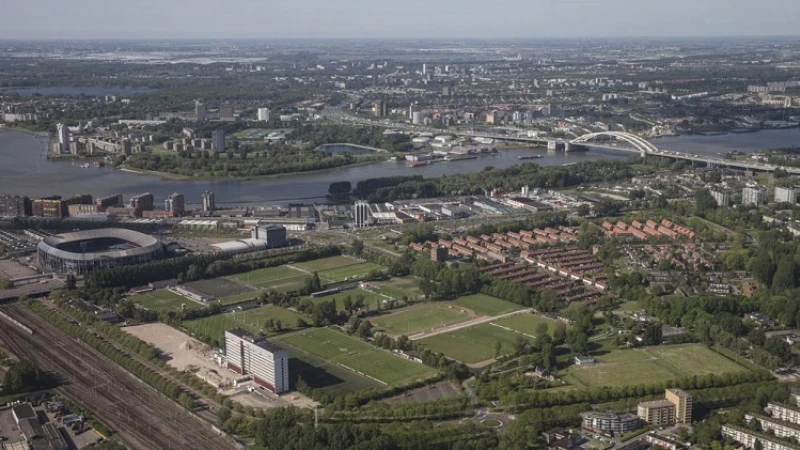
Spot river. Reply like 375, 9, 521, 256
0, 127, 798, 206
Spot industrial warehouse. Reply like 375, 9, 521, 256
37, 228, 164, 275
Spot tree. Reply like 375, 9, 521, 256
351, 239, 364, 256
566, 328, 589, 354
695, 188, 718, 215
576, 204, 591, 217
65, 274, 77, 290
771, 256, 796, 293
178, 392, 195, 409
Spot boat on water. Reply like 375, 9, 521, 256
444, 155, 478, 161
408, 160, 430, 167
518, 155, 544, 160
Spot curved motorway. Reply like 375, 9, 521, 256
0, 303, 238, 450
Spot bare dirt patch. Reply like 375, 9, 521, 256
123, 322, 233, 387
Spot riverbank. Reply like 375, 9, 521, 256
318, 143, 389, 153
118, 157, 389, 182
0, 125, 50, 138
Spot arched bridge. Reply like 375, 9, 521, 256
570, 131, 660, 156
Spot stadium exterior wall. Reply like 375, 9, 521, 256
37, 228, 164, 276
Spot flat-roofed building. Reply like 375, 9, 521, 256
722, 425, 800, 450
768, 403, 800, 425
225, 329, 289, 393
638, 399, 675, 426
666, 388, 692, 424
581, 411, 642, 434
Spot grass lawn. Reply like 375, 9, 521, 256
284, 350, 384, 397
131, 290, 201, 313
217, 291, 262, 306
417, 323, 525, 364
491, 313, 559, 337
307, 288, 388, 312
372, 304, 470, 335
292, 256, 362, 272
318, 262, 385, 283
184, 278, 253, 299
235, 305, 308, 330
184, 314, 261, 345
275, 328, 436, 386
183, 305, 308, 343
615, 301, 643, 312
563, 343, 749, 388
444, 294, 523, 317
228, 265, 308, 293
229, 265, 305, 287
371, 277, 422, 299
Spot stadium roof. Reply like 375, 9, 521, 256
37, 228, 162, 262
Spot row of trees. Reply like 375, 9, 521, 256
336, 159, 637, 202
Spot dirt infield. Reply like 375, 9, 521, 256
123, 322, 234, 387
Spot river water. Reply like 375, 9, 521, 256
0, 127, 798, 206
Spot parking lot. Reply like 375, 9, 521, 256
0, 259, 38, 281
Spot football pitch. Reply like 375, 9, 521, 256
131, 290, 201, 313
444, 294, 523, 317
372, 304, 470, 335
183, 305, 308, 344
275, 328, 436, 386
417, 323, 524, 364
563, 344, 749, 388
491, 313, 559, 337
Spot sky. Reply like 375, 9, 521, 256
0, 0, 798, 40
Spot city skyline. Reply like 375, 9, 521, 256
2, 0, 799, 40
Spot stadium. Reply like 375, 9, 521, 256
37, 228, 164, 275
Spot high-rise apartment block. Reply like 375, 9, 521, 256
666, 388, 692, 424
202, 191, 215, 214
57, 123, 70, 153
212, 130, 225, 153
224, 329, 289, 393
165, 192, 185, 217
129, 193, 154, 213
354, 201, 370, 228
257, 108, 270, 122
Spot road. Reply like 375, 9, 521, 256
408, 307, 533, 341
0, 303, 238, 450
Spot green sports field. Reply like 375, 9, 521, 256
229, 265, 305, 287
309, 288, 388, 311
184, 314, 261, 345
417, 323, 525, 364
444, 294, 523, 317
491, 313, 559, 337
228, 265, 308, 293
372, 304, 470, 335
292, 256, 362, 272
563, 344, 749, 388
371, 277, 423, 299
183, 305, 308, 344
275, 328, 436, 386
318, 262, 386, 283
131, 290, 201, 313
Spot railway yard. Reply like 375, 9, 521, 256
0, 302, 238, 450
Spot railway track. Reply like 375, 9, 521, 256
0, 303, 238, 450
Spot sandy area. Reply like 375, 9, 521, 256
123, 323, 233, 387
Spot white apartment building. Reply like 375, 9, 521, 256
225, 329, 289, 393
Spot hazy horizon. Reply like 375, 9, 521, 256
2, 0, 799, 40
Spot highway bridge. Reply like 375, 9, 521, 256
456, 130, 800, 175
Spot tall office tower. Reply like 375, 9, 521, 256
257, 108, 270, 122
422, 63, 427, 75
57, 123, 70, 153
202, 190, 215, 214
212, 129, 225, 153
